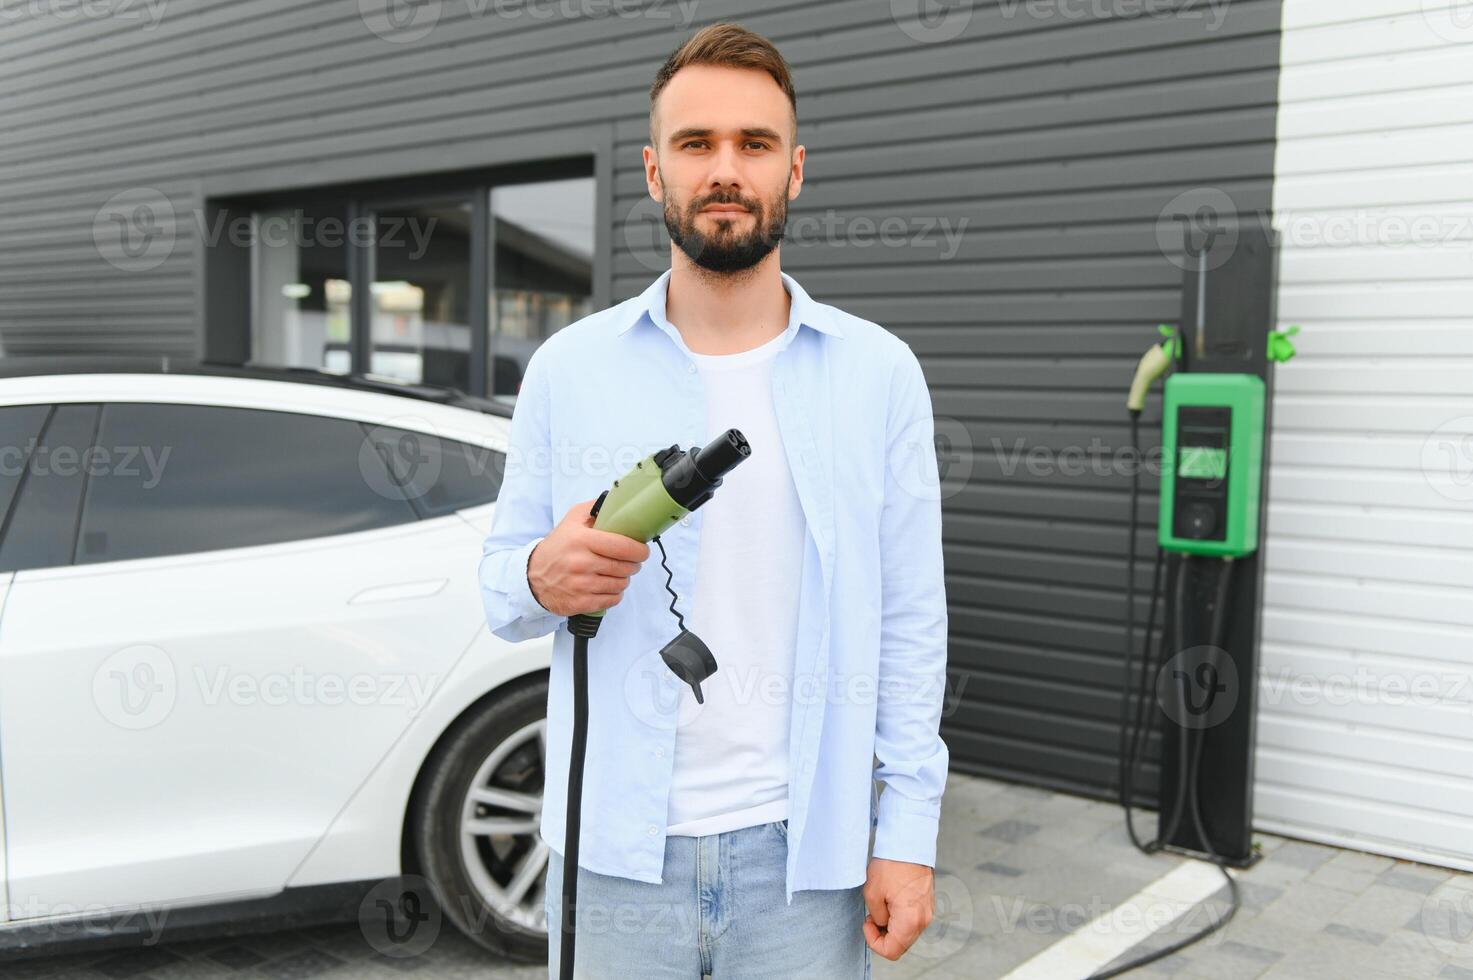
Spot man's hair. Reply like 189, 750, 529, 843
649, 22, 797, 145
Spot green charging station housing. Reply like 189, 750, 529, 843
1159, 373, 1265, 557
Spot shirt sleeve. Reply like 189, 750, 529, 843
871, 342, 951, 869
478, 345, 565, 643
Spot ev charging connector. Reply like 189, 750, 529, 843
557, 430, 751, 980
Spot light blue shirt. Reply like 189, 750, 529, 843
478, 268, 950, 903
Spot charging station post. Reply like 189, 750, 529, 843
1152, 222, 1280, 867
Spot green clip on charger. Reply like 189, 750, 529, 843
1125, 325, 1268, 558
557, 429, 752, 980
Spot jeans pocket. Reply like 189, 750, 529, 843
774, 818, 789, 843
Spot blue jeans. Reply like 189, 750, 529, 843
544, 818, 870, 979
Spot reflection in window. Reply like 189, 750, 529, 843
363, 423, 505, 518
251, 204, 352, 374
371, 202, 473, 391
77, 403, 417, 564
238, 164, 596, 400
489, 178, 594, 404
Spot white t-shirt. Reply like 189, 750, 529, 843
664, 327, 806, 837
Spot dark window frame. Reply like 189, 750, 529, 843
0, 403, 100, 574
203, 155, 603, 400
0, 403, 54, 550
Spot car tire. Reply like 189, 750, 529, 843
411, 676, 549, 962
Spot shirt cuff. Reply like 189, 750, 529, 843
512, 535, 550, 618
871, 785, 941, 869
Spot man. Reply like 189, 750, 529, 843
479, 22, 949, 979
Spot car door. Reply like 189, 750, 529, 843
0, 402, 59, 926
0, 400, 500, 916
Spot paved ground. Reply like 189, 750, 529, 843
876, 774, 1473, 980
7, 773, 1470, 979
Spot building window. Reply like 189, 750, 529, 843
222, 160, 596, 404
489, 177, 595, 403
368, 199, 474, 390
250, 202, 353, 376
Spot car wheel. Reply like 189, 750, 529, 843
412, 677, 549, 960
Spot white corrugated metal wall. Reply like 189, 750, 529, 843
1259, 0, 1473, 871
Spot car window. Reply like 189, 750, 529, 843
361, 422, 504, 518
75, 403, 419, 565
0, 404, 99, 573
0, 404, 53, 539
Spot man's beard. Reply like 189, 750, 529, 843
664, 182, 787, 275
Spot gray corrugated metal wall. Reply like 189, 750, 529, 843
0, 0, 1283, 798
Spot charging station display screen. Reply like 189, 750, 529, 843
1179, 446, 1227, 480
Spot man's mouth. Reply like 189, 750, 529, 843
701, 205, 750, 215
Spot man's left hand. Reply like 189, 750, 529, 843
861, 857, 934, 960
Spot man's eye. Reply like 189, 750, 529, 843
682, 141, 707, 150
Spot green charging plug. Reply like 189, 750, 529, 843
572, 429, 752, 703
1126, 325, 1181, 413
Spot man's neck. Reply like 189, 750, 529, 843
664, 254, 790, 355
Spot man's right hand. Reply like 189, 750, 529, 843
527, 499, 652, 616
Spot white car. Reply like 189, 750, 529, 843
0, 358, 552, 963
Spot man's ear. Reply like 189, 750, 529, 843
643, 145, 663, 203
788, 144, 805, 202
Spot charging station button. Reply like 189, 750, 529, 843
1182, 502, 1219, 539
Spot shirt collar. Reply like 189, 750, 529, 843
616, 268, 844, 340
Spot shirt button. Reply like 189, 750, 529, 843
647, 824, 659, 836
654, 746, 666, 758
681, 516, 691, 526
687, 363, 696, 374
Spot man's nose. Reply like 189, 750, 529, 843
705, 143, 745, 189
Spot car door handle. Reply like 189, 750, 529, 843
349, 579, 449, 605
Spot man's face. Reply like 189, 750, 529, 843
645, 64, 804, 275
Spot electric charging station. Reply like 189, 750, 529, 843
1102, 221, 1297, 977
1150, 223, 1285, 868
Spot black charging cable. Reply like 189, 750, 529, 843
559, 619, 594, 980
1096, 417, 1243, 978
1118, 412, 1187, 854
558, 536, 691, 980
